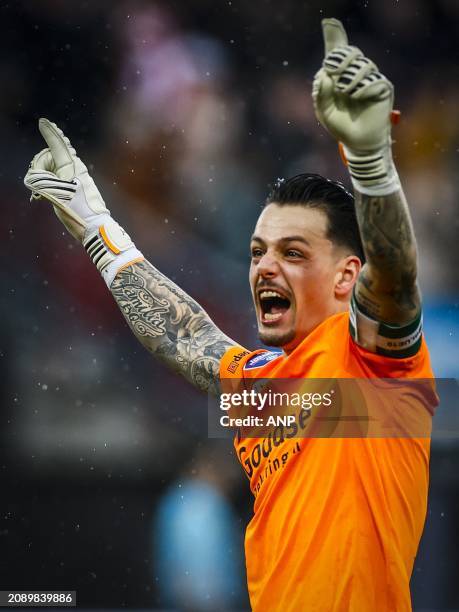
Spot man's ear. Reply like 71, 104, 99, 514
334, 255, 361, 298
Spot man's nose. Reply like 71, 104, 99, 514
257, 252, 279, 278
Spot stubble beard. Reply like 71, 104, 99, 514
258, 327, 296, 348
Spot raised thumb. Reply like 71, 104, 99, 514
322, 18, 348, 56
38, 118, 76, 180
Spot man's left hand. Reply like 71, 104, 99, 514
312, 17, 394, 154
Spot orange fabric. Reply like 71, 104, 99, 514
220, 311, 436, 612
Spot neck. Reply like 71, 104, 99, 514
282, 303, 350, 355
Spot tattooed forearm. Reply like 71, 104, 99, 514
354, 188, 421, 323
110, 260, 236, 393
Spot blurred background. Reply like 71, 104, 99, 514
1, 0, 458, 609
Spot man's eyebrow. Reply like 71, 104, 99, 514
250, 235, 311, 247
279, 235, 311, 246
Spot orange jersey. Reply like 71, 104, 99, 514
220, 311, 436, 612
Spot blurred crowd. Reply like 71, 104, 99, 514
1, 0, 458, 609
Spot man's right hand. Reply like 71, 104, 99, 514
24, 119, 140, 286
24, 118, 111, 242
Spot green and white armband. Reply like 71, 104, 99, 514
349, 290, 423, 358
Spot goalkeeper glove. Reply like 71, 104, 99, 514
312, 18, 400, 195
24, 119, 143, 286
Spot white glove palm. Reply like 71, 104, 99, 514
312, 19, 399, 194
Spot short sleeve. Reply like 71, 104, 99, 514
219, 346, 265, 379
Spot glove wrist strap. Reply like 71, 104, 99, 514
83, 218, 144, 287
342, 143, 401, 196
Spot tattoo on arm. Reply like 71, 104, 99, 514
354, 188, 421, 324
110, 260, 237, 393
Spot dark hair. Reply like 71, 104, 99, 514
265, 173, 365, 263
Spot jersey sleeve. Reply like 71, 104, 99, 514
218, 346, 264, 399
219, 345, 265, 379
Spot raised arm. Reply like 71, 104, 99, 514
353, 187, 419, 325
24, 119, 236, 392
110, 260, 235, 391
312, 19, 422, 356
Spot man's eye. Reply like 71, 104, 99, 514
251, 248, 264, 258
286, 250, 302, 258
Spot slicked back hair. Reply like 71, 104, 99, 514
265, 173, 365, 263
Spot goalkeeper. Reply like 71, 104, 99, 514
24, 18, 435, 612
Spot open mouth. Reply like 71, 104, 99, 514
258, 289, 291, 324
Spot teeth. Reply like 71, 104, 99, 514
264, 312, 283, 321
260, 290, 285, 299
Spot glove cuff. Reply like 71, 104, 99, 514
342, 143, 401, 196
83, 218, 144, 287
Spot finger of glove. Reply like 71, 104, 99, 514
29, 148, 55, 172
323, 45, 363, 75
24, 169, 78, 204
312, 68, 333, 101
38, 118, 76, 180
335, 56, 378, 95
322, 18, 348, 55
24, 149, 53, 192
311, 69, 335, 121
25, 149, 58, 196
349, 73, 394, 102
311, 66, 324, 100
